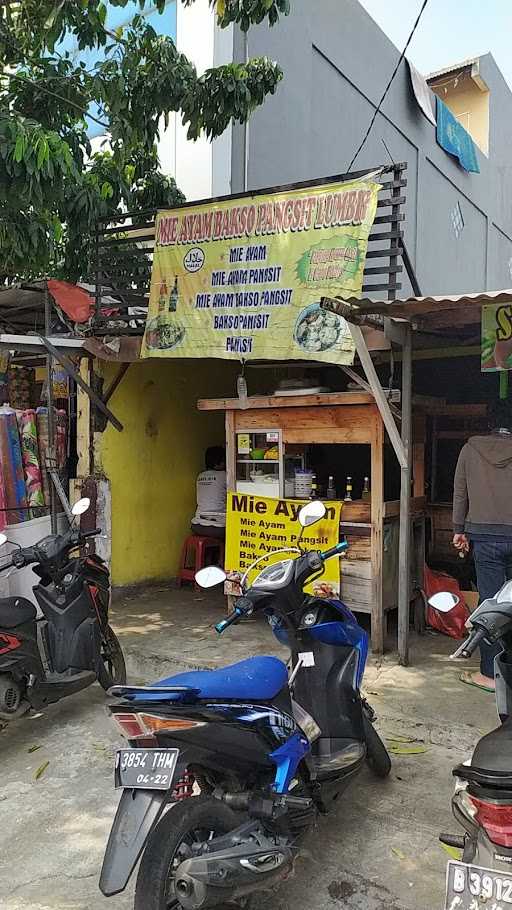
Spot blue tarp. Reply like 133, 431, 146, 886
436, 96, 480, 173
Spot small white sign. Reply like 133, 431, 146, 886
298, 652, 315, 667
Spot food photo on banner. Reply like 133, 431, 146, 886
224, 492, 343, 597
482, 300, 512, 371
141, 176, 380, 365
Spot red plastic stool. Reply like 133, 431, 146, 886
177, 535, 225, 588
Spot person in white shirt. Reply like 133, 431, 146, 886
191, 446, 227, 540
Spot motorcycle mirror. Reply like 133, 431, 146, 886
72, 497, 90, 517
428, 591, 459, 612
195, 566, 227, 588
0, 533, 7, 547
298, 500, 327, 527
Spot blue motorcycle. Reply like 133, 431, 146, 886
100, 500, 390, 910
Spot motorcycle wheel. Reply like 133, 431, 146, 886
97, 625, 126, 690
134, 796, 252, 910
363, 713, 392, 778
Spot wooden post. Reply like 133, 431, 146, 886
398, 324, 413, 666
371, 410, 385, 654
44, 286, 58, 534
77, 358, 92, 478
225, 410, 236, 490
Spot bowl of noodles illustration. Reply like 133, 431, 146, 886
145, 316, 186, 351
294, 303, 346, 353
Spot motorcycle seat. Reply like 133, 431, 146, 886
150, 656, 289, 702
0, 597, 37, 628
469, 716, 512, 775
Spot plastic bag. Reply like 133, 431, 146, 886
424, 564, 471, 640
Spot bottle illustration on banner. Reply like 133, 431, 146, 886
158, 278, 169, 313
145, 274, 186, 352
169, 276, 179, 313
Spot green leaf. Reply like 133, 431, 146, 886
34, 760, 50, 780
53, 217, 63, 242
37, 138, 48, 170
14, 135, 24, 163
387, 741, 428, 755
441, 843, 462, 861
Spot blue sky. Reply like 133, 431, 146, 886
359, 0, 512, 87
59, 0, 176, 137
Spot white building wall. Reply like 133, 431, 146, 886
171, 0, 215, 200
92, 1, 234, 203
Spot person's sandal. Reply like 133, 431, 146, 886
459, 670, 495, 693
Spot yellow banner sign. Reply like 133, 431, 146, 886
141, 177, 380, 365
225, 492, 343, 598
482, 302, 512, 371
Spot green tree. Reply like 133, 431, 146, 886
0, 0, 290, 281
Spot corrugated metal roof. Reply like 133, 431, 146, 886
427, 57, 480, 81
337, 289, 512, 320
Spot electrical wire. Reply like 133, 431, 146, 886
347, 0, 431, 172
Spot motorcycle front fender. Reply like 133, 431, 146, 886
99, 787, 172, 896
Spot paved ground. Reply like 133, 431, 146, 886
0, 585, 498, 910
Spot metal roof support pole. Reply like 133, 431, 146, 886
37, 335, 124, 433
348, 324, 406, 469
348, 323, 410, 664
398, 324, 412, 667
44, 285, 58, 534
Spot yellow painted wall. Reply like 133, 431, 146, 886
95, 359, 238, 586
431, 76, 489, 154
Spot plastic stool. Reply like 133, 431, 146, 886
177, 535, 225, 588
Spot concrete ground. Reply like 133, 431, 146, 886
0, 584, 498, 910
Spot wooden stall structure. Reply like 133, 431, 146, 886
198, 391, 426, 653
322, 288, 512, 664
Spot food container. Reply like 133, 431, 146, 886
250, 448, 265, 460
294, 469, 313, 499
250, 471, 275, 483
285, 479, 295, 498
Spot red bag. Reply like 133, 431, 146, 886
424, 564, 471, 640
47, 280, 94, 323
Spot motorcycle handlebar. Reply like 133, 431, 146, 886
3, 528, 102, 572
215, 603, 251, 635
461, 626, 488, 658
451, 626, 488, 660
321, 539, 349, 561
81, 529, 101, 540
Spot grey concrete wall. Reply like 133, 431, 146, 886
233, 0, 512, 297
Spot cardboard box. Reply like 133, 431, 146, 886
462, 590, 479, 612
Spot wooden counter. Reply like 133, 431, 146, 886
199, 392, 426, 654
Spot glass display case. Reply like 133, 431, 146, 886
236, 430, 282, 498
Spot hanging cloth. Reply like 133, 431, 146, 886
436, 96, 480, 173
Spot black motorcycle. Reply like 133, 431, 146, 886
0, 497, 126, 721
431, 583, 512, 909
100, 500, 390, 910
